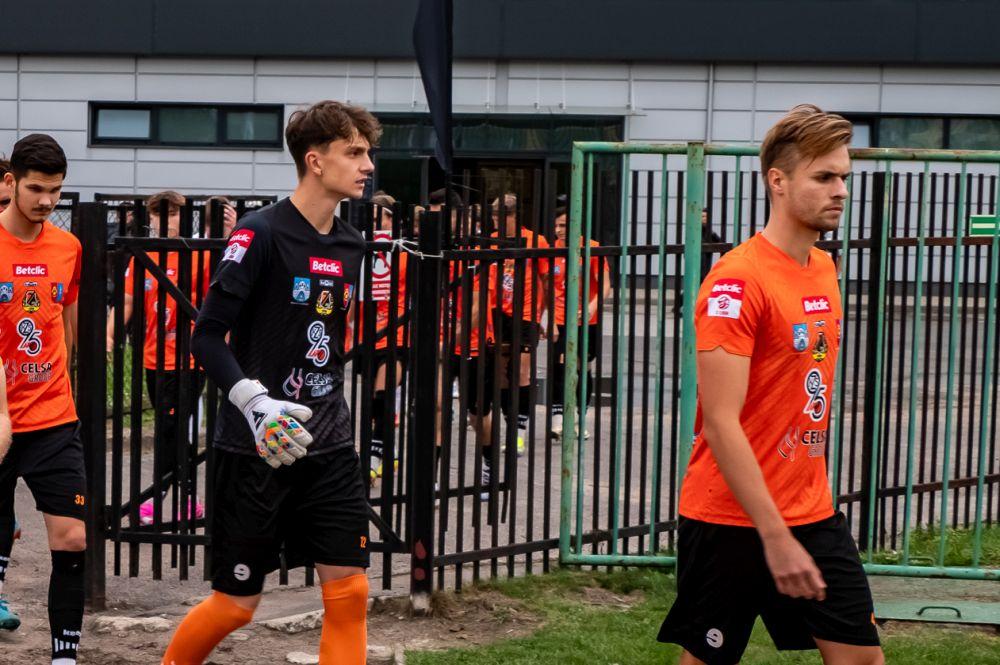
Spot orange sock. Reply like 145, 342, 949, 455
319, 574, 369, 665
161, 591, 254, 665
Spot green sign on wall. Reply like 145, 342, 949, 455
970, 214, 1000, 237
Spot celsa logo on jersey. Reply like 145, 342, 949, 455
802, 296, 832, 314
707, 278, 745, 319
13, 264, 47, 277
309, 257, 343, 277
222, 230, 255, 264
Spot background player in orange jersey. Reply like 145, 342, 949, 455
549, 207, 610, 441
490, 193, 549, 456
106, 190, 211, 523
0, 134, 87, 664
659, 106, 884, 665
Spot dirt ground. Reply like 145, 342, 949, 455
0, 477, 547, 664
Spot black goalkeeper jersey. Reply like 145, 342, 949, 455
209, 197, 364, 455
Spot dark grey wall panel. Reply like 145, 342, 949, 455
1, 1, 996, 65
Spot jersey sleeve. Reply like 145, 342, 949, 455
210, 215, 270, 300
122, 256, 135, 296
695, 257, 765, 358
64, 235, 83, 306
535, 233, 551, 275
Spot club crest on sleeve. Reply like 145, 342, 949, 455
51, 282, 64, 303
707, 278, 745, 319
792, 323, 809, 352
342, 283, 355, 309
0, 282, 12, 303
222, 229, 255, 263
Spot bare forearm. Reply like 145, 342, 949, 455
0, 414, 10, 463
704, 420, 788, 539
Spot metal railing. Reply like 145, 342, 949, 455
560, 141, 1000, 581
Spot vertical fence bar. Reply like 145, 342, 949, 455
830, 173, 854, 507
971, 171, 1000, 567
561, 145, 584, 560
648, 155, 670, 551
937, 163, 968, 566
677, 143, 705, 483
861, 168, 891, 557
902, 163, 930, 565
610, 154, 631, 554
733, 157, 743, 244
409, 212, 441, 610
79, 203, 108, 608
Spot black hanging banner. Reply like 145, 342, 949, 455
413, 0, 453, 173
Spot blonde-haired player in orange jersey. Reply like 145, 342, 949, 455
658, 106, 884, 665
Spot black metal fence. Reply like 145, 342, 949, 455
69, 161, 1000, 605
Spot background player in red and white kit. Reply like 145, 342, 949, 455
161, 101, 378, 665
658, 106, 884, 665
0, 134, 87, 665
357, 191, 407, 481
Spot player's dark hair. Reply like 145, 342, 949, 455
0, 157, 10, 177
9, 133, 67, 179
760, 104, 852, 199
429, 187, 462, 208
285, 100, 382, 178
553, 206, 567, 220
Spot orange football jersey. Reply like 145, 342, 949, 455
679, 233, 841, 527
0, 221, 81, 433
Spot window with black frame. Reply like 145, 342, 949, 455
90, 103, 283, 149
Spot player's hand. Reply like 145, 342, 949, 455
762, 531, 827, 601
228, 379, 314, 468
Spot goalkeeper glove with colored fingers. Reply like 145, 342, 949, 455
229, 379, 314, 468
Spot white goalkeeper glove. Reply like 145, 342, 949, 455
229, 379, 314, 468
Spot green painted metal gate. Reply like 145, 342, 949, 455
560, 141, 1000, 581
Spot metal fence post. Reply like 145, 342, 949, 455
409, 211, 442, 611
859, 171, 888, 552
77, 202, 108, 609
677, 142, 705, 483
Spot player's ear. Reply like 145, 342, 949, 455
305, 150, 324, 178
767, 167, 786, 198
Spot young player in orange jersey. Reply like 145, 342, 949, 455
658, 105, 883, 665
107, 191, 212, 523
161, 102, 378, 665
549, 207, 610, 441
490, 193, 548, 457
0, 134, 86, 664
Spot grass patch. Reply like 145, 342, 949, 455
871, 526, 1000, 568
407, 568, 1000, 665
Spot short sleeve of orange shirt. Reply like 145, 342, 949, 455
0, 221, 82, 433
679, 233, 842, 527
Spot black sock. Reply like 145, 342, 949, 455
371, 390, 386, 460
49, 550, 84, 662
499, 388, 511, 417
0, 516, 14, 591
517, 386, 531, 431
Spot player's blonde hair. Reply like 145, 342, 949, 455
760, 104, 852, 197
